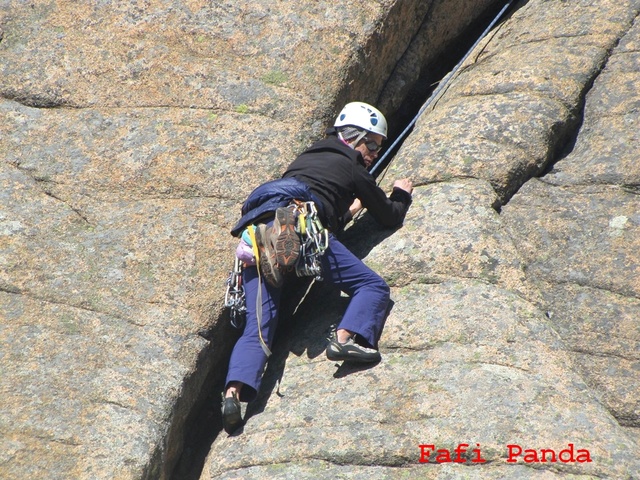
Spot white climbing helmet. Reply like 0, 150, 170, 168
334, 102, 388, 139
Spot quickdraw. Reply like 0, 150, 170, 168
291, 200, 329, 280
224, 255, 246, 329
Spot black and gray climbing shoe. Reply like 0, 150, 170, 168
222, 392, 243, 434
255, 224, 283, 288
271, 207, 300, 268
326, 336, 381, 364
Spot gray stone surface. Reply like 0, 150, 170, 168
204, 281, 639, 478
378, 0, 499, 116
388, 0, 640, 203
201, 0, 640, 478
540, 282, 640, 427
502, 180, 640, 300
544, 13, 640, 188
0, 0, 516, 479
360, 180, 532, 298
502, 12, 640, 431
2, 0, 639, 478
0, 290, 207, 479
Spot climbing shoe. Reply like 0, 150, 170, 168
271, 207, 300, 268
255, 224, 283, 288
222, 391, 243, 434
326, 336, 381, 364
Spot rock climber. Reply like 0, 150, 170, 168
222, 101, 413, 434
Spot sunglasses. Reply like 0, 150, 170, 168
363, 137, 382, 152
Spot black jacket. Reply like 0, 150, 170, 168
282, 134, 411, 232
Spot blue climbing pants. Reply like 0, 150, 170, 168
225, 234, 390, 402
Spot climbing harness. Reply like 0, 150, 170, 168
224, 201, 329, 357
369, 0, 517, 180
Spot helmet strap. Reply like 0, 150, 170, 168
337, 126, 367, 149
352, 131, 367, 148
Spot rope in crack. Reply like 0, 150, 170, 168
369, 0, 517, 183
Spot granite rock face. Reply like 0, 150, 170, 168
206, 281, 638, 479
1, 0, 639, 479
203, 0, 640, 478
391, 0, 640, 203
502, 12, 640, 431
0, 0, 505, 479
